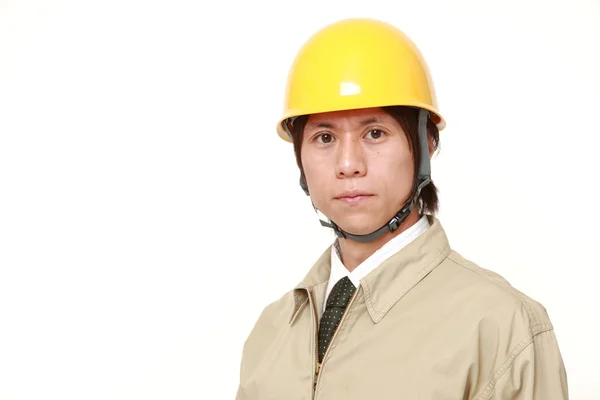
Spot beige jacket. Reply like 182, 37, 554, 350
236, 216, 568, 399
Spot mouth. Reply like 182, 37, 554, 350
334, 191, 374, 204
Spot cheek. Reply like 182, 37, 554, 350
371, 152, 414, 193
302, 154, 330, 196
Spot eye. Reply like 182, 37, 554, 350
316, 133, 335, 144
365, 129, 385, 140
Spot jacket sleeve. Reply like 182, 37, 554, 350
481, 329, 569, 399
234, 297, 287, 400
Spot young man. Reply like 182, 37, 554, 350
236, 18, 568, 399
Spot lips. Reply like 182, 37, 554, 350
334, 190, 373, 199
334, 191, 374, 204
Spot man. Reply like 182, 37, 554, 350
236, 18, 568, 399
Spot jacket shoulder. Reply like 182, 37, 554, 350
246, 288, 295, 336
239, 288, 295, 365
444, 250, 553, 334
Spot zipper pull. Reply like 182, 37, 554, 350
314, 362, 321, 392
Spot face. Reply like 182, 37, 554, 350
301, 107, 415, 235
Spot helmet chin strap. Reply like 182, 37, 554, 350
298, 108, 432, 244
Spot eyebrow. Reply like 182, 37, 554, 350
307, 116, 383, 129
358, 117, 380, 125
307, 121, 335, 129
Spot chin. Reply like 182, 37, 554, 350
331, 216, 384, 236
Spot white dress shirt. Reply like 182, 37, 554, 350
323, 214, 431, 313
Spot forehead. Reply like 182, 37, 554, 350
305, 107, 395, 129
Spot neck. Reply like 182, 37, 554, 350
337, 207, 423, 272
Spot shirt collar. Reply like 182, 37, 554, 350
290, 215, 451, 324
330, 214, 431, 288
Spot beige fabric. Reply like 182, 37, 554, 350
325, 214, 430, 313
235, 216, 568, 399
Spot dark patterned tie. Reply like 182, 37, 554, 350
318, 276, 356, 364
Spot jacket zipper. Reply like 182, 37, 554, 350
311, 288, 358, 396
308, 288, 320, 393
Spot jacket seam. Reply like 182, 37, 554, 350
474, 326, 555, 400
474, 333, 535, 400
447, 253, 546, 332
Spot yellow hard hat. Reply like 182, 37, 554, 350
276, 18, 446, 142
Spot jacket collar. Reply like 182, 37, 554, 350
289, 215, 451, 324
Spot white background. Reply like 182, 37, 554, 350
1, 0, 599, 398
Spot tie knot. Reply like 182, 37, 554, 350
326, 276, 356, 309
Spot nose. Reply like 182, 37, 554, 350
335, 136, 367, 178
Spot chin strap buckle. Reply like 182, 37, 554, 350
388, 216, 400, 231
